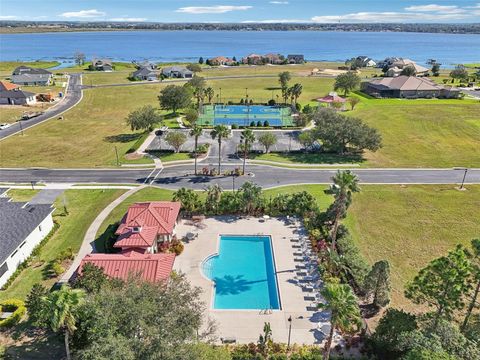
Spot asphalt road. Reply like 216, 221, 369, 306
1, 166, 479, 189
0, 73, 83, 140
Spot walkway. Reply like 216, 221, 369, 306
60, 185, 145, 282
29, 189, 65, 204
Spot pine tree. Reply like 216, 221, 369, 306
364, 260, 391, 308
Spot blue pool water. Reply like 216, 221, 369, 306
202, 235, 281, 310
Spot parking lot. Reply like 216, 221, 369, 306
147, 129, 304, 157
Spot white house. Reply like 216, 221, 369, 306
0, 189, 55, 288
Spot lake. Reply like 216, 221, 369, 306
1, 30, 479, 67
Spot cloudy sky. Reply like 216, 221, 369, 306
1, 0, 479, 23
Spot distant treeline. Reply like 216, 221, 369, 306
1, 21, 479, 34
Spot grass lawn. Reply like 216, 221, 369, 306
0, 61, 59, 77
251, 152, 364, 165
149, 151, 192, 163
0, 189, 125, 301
349, 97, 480, 168
83, 71, 136, 86
4, 189, 39, 202
0, 86, 167, 168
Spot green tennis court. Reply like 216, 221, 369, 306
197, 104, 294, 127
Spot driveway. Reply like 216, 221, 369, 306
0, 73, 83, 140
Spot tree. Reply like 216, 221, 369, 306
126, 105, 162, 132
278, 71, 291, 103
334, 72, 361, 96
370, 308, 418, 359
210, 125, 231, 174
320, 283, 362, 360
186, 63, 202, 73
239, 181, 262, 215
187, 75, 207, 107
405, 245, 472, 329
74, 51, 86, 66
325, 170, 360, 251
204, 87, 214, 103
431, 63, 441, 77
43, 285, 85, 360
75, 275, 210, 360
240, 128, 255, 174
184, 108, 199, 125
347, 97, 360, 110
313, 108, 382, 154
73, 263, 108, 294
189, 124, 203, 175
403, 349, 456, 360
462, 238, 480, 332
258, 133, 277, 153
298, 131, 315, 152
401, 65, 416, 76
364, 260, 391, 308
25, 283, 48, 326
450, 65, 468, 82
165, 131, 187, 153
158, 85, 192, 115
204, 184, 222, 214
289, 83, 303, 104
173, 187, 201, 214
198, 57, 204, 64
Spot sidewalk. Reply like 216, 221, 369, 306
60, 185, 145, 282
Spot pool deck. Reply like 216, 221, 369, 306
174, 216, 331, 345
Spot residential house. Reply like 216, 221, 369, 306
208, 56, 235, 66
362, 76, 461, 99
114, 201, 181, 254
0, 81, 36, 105
77, 251, 175, 283
131, 67, 157, 81
161, 66, 193, 78
136, 61, 157, 70
356, 56, 377, 67
385, 58, 429, 77
0, 188, 55, 288
11, 66, 52, 86
91, 58, 113, 71
263, 53, 284, 65
287, 55, 305, 64
242, 54, 263, 65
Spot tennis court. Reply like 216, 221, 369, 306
197, 105, 294, 127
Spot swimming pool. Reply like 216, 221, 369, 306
202, 235, 281, 310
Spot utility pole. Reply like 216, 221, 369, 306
18, 120, 24, 136
287, 316, 292, 349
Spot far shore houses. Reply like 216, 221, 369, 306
240, 53, 304, 65
76, 201, 181, 283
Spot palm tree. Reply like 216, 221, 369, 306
205, 184, 223, 214
189, 124, 203, 175
204, 87, 215, 104
325, 170, 360, 251
320, 283, 362, 360
44, 285, 85, 360
210, 124, 231, 174
291, 83, 303, 105
240, 129, 255, 175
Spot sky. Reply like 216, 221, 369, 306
1, 0, 480, 23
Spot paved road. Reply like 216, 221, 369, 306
1, 166, 479, 189
0, 74, 83, 140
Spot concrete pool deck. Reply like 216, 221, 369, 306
174, 216, 331, 345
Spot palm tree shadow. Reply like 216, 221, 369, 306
214, 275, 267, 295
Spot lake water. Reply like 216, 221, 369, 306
1, 30, 479, 67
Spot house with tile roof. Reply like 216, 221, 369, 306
0, 81, 36, 105
77, 251, 175, 283
242, 53, 263, 65
362, 76, 461, 99
114, 202, 181, 253
0, 189, 55, 288
208, 56, 236, 66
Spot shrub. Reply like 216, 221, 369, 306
171, 242, 184, 255
250, 121, 255, 127
196, 144, 209, 154
263, 120, 269, 127
256, 121, 262, 127
0, 299, 26, 327
52, 261, 65, 277
268, 99, 276, 106
232, 123, 239, 129
58, 246, 74, 261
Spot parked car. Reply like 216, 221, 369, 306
0, 123, 12, 130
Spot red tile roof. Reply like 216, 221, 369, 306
114, 225, 157, 249
0, 81, 19, 91
78, 251, 175, 283
317, 92, 346, 103
116, 202, 181, 236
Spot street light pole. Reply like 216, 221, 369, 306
287, 316, 292, 349
232, 173, 235, 193
114, 146, 120, 166
460, 168, 468, 190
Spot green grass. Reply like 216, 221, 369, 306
0, 189, 125, 301
0, 61, 60, 77
4, 189, 39, 202
149, 151, 192, 162
251, 152, 364, 165
94, 187, 175, 252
